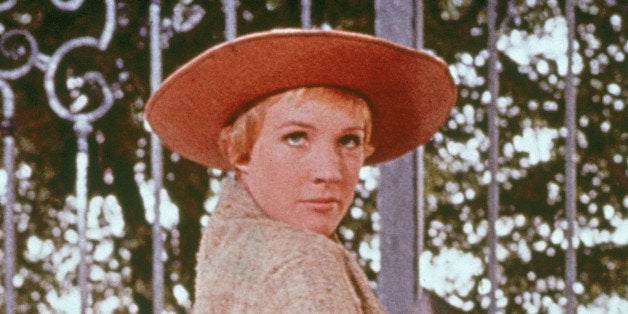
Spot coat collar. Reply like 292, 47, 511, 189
213, 177, 269, 220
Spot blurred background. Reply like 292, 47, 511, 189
0, 0, 625, 313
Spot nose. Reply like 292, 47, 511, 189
309, 144, 343, 183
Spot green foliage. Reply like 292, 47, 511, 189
0, 0, 625, 312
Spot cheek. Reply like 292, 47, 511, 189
265, 160, 302, 187
249, 145, 305, 192
340, 158, 364, 197
342, 153, 365, 179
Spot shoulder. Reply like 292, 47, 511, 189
223, 217, 349, 272
199, 214, 347, 276
260, 220, 344, 257
199, 216, 363, 312
245, 223, 362, 312
237, 219, 364, 311
264, 248, 362, 313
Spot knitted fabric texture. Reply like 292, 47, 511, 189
193, 178, 387, 313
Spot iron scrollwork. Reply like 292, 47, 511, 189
1, 0, 117, 312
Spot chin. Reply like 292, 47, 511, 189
304, 224, 336, 237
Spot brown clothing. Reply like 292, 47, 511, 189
193, 178, 387, 313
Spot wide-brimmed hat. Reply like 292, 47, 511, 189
145, 28, 457, 170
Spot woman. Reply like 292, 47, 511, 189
145, 29, 456, 313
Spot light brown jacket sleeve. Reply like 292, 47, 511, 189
263, 245, 363, 313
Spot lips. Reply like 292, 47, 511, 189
299, 198, 340, 213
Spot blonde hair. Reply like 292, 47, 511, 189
219, 86, 374, 166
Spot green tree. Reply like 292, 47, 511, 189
0, 0, 625, 312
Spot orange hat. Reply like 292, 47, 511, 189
145, 29, 457, 170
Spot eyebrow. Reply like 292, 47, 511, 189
277, 120, 365, 133
277, 121, 316, 130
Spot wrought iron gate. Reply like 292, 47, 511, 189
1, 0, 611, 313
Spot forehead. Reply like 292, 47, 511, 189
263, 89, 369, 128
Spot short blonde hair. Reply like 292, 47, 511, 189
219, 86, 374, 166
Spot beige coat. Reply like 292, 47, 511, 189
193, 178, 387, 313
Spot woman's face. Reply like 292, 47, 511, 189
236, 92, 367, 236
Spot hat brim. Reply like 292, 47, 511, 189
145, 29, 457, 170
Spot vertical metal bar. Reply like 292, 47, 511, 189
301, 0, 312, 29
415, 147, 425, 312
149, 1, 164, 313
1, 80, 16, 314
414, 0, 425, 311
414, 0, 424, 49
222, 0, 237, 41
150, 136, 164, 314
564, 0, 577, 313
487, 0, 500, 313
374, 1, 419, 313
74, 117, 92, 314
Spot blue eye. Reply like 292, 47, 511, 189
339, 135, 362, 148
284, 132, 307, 146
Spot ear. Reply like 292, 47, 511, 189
233, 158, 250, 174
364, 144, 376, 159
220, 126, 245, 171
